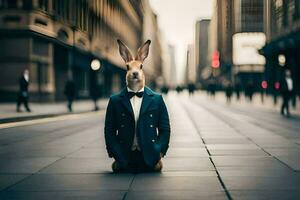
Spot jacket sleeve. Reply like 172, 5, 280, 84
157, 95, 171, 156
104, 97, 128, 167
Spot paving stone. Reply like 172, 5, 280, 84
131, 175, 223, 191
206, 144, 260, 150
0, 191, 125, 200
223, 176, 300, 190
218, 168, 296, 177
38, 158, 112, 174
170, 136, 202, 142
135, 171, 217, 178
0, 147, 76, 158
67, 148, 108, 158
230, 190, 300, 200
166, 148, 209, 157
264, 148, 300, 156
209, 149, 269, 156
125, 191, 228, 200
275, 156, 300, 171
163, 157, 214, 171
0, 175, 29, 191
0, 158, 60, 173
211, 156, 286, 167
203, 138, 251, 144
8, 174, 133, 191
170, 141, 204, 148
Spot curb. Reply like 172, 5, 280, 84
0, 109, 103, 124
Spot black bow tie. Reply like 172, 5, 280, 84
128, 91, 144, 98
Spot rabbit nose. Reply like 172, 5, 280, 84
132, 72, 138, 76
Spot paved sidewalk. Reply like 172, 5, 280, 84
197, 91, 300, 116
0, 93, 300, 199
0, 99, 108, 123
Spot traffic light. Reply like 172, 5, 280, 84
212, 51, 220, 68
261, 80, 268, 89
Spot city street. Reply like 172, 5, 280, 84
0, 92, 300, 200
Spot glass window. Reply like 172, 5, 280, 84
38, 0, 48, 11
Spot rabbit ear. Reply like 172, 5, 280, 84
135, 40, 151, 62
117, 39, 134, 63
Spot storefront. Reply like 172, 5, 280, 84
261, 31, 300, 95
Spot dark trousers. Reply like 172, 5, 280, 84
67, 98, 74, 112
113, 150, 161, 173
16, 94, 30, 112
281, 94, 291, 116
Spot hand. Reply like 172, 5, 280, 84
154, 159, 163, 172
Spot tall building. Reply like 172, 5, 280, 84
208, 0, 234, 83
142, 0, 162, 89
168, 45, 177, 88
0, 0, 162, 101
185, 44, 196, 84
195, 19, 210, 84
261, 0, 300, 95
232, 0, 265, 90
209, 0, 265, 90
234, 0, 264, 33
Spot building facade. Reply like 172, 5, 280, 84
185, 44, 196, 84
195, 19, 210, 85
0, 0, 162, 102
142, 0, 162, 90
208, 0, 234, 85
233, 0, 265, 90
261, 0, 300, 95
209, 0, 265, 90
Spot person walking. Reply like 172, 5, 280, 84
90, 83, 101, 111
225, 83, 233, 103
16, 69, 31, 112
280, 69, 294, 117
235, 82, 241, 101
64, 79, 76, 112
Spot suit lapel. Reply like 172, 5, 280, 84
140, 87, 154, 117
120, 88, 134, 119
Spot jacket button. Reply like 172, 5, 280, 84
121, 124, 125, 128
152, 139, 155, 142
149, 114, 153, 117
122, 113, 125, 116
150, 124, 153, 128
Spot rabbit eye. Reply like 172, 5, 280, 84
140, 64, 143, 69
126, 64, 129, 70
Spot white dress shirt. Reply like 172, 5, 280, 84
285, 77, 293, 91
24, 74, 29, 82
127, 87, 144, 151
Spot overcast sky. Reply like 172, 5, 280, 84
149, 0, 213, 83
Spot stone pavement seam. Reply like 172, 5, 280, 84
123, 175, 136, 200
179, 99, 233, 200
0, 133, 102, 192
193, 99, 300, 173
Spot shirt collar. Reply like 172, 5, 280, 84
127, 87, 144, 93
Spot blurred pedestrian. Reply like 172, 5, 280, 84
280, 69, 294, 117
176, 85, 183, 94
16, 69, 31, 112
188, 83, 195, 96
245, 82, 254, 102
161, 85, 169, 95
64, 79, 76, 112
90, 84, 102, 111
235, 82, 241, 101
225, 83, 233, 103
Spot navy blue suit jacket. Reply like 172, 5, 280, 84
104, 87, 170, 167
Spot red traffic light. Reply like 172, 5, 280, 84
274, 82, 280, 90
212, 51, 220, 68
261, 80, 268, 89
